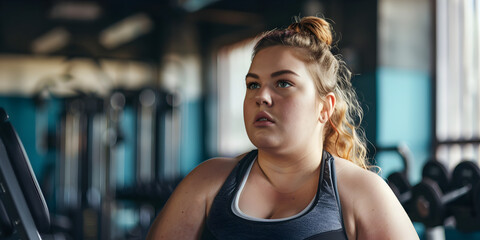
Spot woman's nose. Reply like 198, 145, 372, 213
255, 87, 273, 106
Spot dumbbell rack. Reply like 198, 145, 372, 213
432, 139, 480, 232
409, 161, 480, 231
388, 139, 480, 235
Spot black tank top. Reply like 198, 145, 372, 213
202, 150, 348, 240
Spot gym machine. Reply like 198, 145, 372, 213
0, 86, 181, 239
56, 95, 108, 240
0, 107, 50, 239
111, 87, 181, 239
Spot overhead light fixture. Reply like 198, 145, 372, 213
99, 13, 153, 49
31, 27, 71, 54
50, 2, 101, 21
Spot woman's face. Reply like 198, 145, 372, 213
244, 45, 324, 153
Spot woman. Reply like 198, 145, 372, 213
147, 16, 419, 239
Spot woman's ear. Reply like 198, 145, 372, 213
319, 92, 336, 123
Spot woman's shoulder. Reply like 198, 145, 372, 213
182, 152, 248, 197
334, 157, 419, 239
187, 153, 246, 183
334, 157, 387, 191
146, 152, 250, 239
334, 156, 398, 210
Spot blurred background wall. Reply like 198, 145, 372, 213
0, 0, 478, 239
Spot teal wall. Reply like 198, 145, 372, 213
376, 67, 431, 184
115, 106, 136, 187
375, 67, 432, 238
0, 97, 48, 181
179, 99, 204, 176
445, 228, 480, 239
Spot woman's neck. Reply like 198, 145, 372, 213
255, 146, 324, 194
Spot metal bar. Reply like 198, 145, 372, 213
436, 138, 480, 146
0, 138, 41, 240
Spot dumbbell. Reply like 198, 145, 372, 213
410, 161, 480, 228
389, 160, 449, 206
450, 161, 480, 232
387, 172, 411, 204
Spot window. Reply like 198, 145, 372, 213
215, 39, 256, 156
436, 0, 480, 168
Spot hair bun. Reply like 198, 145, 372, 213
288, 16, 333, 46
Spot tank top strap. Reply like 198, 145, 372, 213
214, 149, 258, 198
320, 151, 348, 240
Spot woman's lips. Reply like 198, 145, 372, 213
254, 112, 275, 126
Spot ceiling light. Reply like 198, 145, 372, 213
99, 13, 153, 49
31, 27, 71, 54
50, 2, 101, 21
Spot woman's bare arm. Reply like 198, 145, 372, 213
336, 158, 419, 240
146, 158, 238, 240
146, 165, 208, 239
353, 171, 419, 240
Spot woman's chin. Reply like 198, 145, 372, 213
250, 139, 283, 150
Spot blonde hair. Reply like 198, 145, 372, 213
252, 16, 370, 169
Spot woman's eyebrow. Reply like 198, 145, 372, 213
271, 70, 299, 77
246, 70, 299, 80
245, 73, 259, 79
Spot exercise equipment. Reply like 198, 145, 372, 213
421, 160, 450, 193
396, 160, 450, 213
56, 95, 109, 240
384, 144, 449, 206
410, 161, 480, 228
110, 87, 176, 239
0, 107, 51, 239
449, 161, 480, 232
385, 154, 453, 227
394, 159, 450, 206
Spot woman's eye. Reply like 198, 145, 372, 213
277, 80, 292, 88
247, 82, 260, 89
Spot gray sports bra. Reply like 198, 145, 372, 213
201, 150, 348, 240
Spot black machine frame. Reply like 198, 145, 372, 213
0, 138, 42, 239
0, 107, 50, 239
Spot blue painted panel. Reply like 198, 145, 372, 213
0, 97, 44, 180
113, 106, 136, 187
445, 227, 480, 239
180, 99, 203, 176
376, 67, 431, 184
